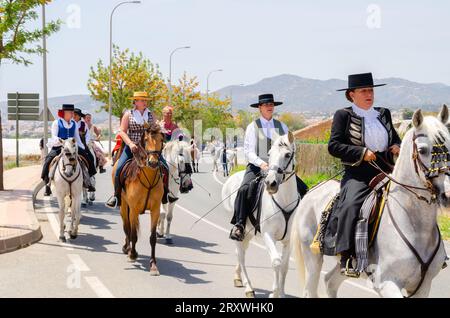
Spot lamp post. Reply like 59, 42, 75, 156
206, 69, 223, 106
109, 1, 141, 158
168, 46, 190, 104
42, 2, 49, 156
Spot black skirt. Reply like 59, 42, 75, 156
323, 152, 393, 256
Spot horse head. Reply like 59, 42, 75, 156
61, 138, 78, 177
265, 131, 296, 195
399, 104, 450, 207
139, 123, 165, 168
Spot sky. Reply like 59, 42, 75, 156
0, 0, 449, 99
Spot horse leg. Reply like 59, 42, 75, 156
56, 195, 66, 243
120, 203, 131, 255
324, 263, 346, 298
157, 204, 167, 238
128, 208, 139, 262
164, 202, 174, 244
235, 238, 255, 297
262, 232, 282, 298
278, 241, 291, 298
70, 196, 81, 239
149, 206, 161, 276
377, 280, 404, 298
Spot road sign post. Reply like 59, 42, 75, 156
7, 93, 40, 167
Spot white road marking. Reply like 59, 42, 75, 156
175, 202, 377, 296
213, 171, 224, 186
84, 276, 115, 298
40, 194, 115, 298
67, 254, 90, 271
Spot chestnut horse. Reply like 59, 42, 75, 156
112, 124, 165, 276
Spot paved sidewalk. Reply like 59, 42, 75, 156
0, 165, 42, 254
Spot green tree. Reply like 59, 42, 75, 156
0, 0, 61, 190
277, 112, 306, 131
87, 45, 167, 118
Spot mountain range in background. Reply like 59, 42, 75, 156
2, 74, 450, 125
217, 74, 450, 113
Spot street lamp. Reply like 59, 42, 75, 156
169, 46, 190, 103
108, 0, 141, 158
42, 2, 49, 156
206, 69, 223, 106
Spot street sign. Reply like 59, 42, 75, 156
7, 92, 40, 167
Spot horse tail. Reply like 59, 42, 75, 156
290, 211, 306, 295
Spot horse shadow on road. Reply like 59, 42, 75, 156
129, 257, 211, 285
158, 234, 220, 254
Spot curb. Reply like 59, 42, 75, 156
0, 175, 44, 254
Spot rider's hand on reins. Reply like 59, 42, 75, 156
364, 149, 377, 162
130, 143, 138, 154
389, 145, 401, 156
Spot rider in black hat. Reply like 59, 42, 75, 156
229, 94, 309, 241
326, 73, 401, 276
41, 104, 96, 196
73, 108, 97, 181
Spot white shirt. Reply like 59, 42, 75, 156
47, 118, 85, 150
132, 108, 150, 125
76, 119, 91, 147
244, 117, 289, 167
352, 105, 389, 153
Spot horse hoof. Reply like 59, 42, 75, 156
122, 246, 130, 254
269, 293, 279, 298
245, 291, 255, 298
59, 236, 66, 243
234, 279, 244, 288
128, 251, 138, 262
156, 232, 164, 239
69, 233, 77, 240
150, 268, 160, 276
81, 203, 87, 207
165, 238, 173, 245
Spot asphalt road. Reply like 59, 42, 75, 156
1, 153, 449, 298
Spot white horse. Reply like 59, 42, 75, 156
52, 138, 84, 242
82, 140, 96, 207
291, 105, 450, 298
157, 140, 194, 244
222, 132, 300, 298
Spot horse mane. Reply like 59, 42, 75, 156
126, 123, 163, 184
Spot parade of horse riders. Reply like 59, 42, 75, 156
1, 1, 450, 306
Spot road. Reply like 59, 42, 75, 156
1, 153, 450, 298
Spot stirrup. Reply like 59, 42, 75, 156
105, 196, 118, 209
341, 258, 360, 278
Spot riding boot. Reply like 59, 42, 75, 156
44, 178, 52, 196
229, 224, 245, 241
99, 166, 106, 174
106, 177, 122, 208
81, 163, 96, 192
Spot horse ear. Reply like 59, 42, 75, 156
412, 109, 424, 128
288, 131, 295, 144
438, 104, 449, 124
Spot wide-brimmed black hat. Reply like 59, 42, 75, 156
337, 73, 386, 91
60, 104, 75, 111
74, 108, 86, 118
250, 94, 283, 108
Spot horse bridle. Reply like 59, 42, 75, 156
409, 132, 450, 203
268, 147, 297, 184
